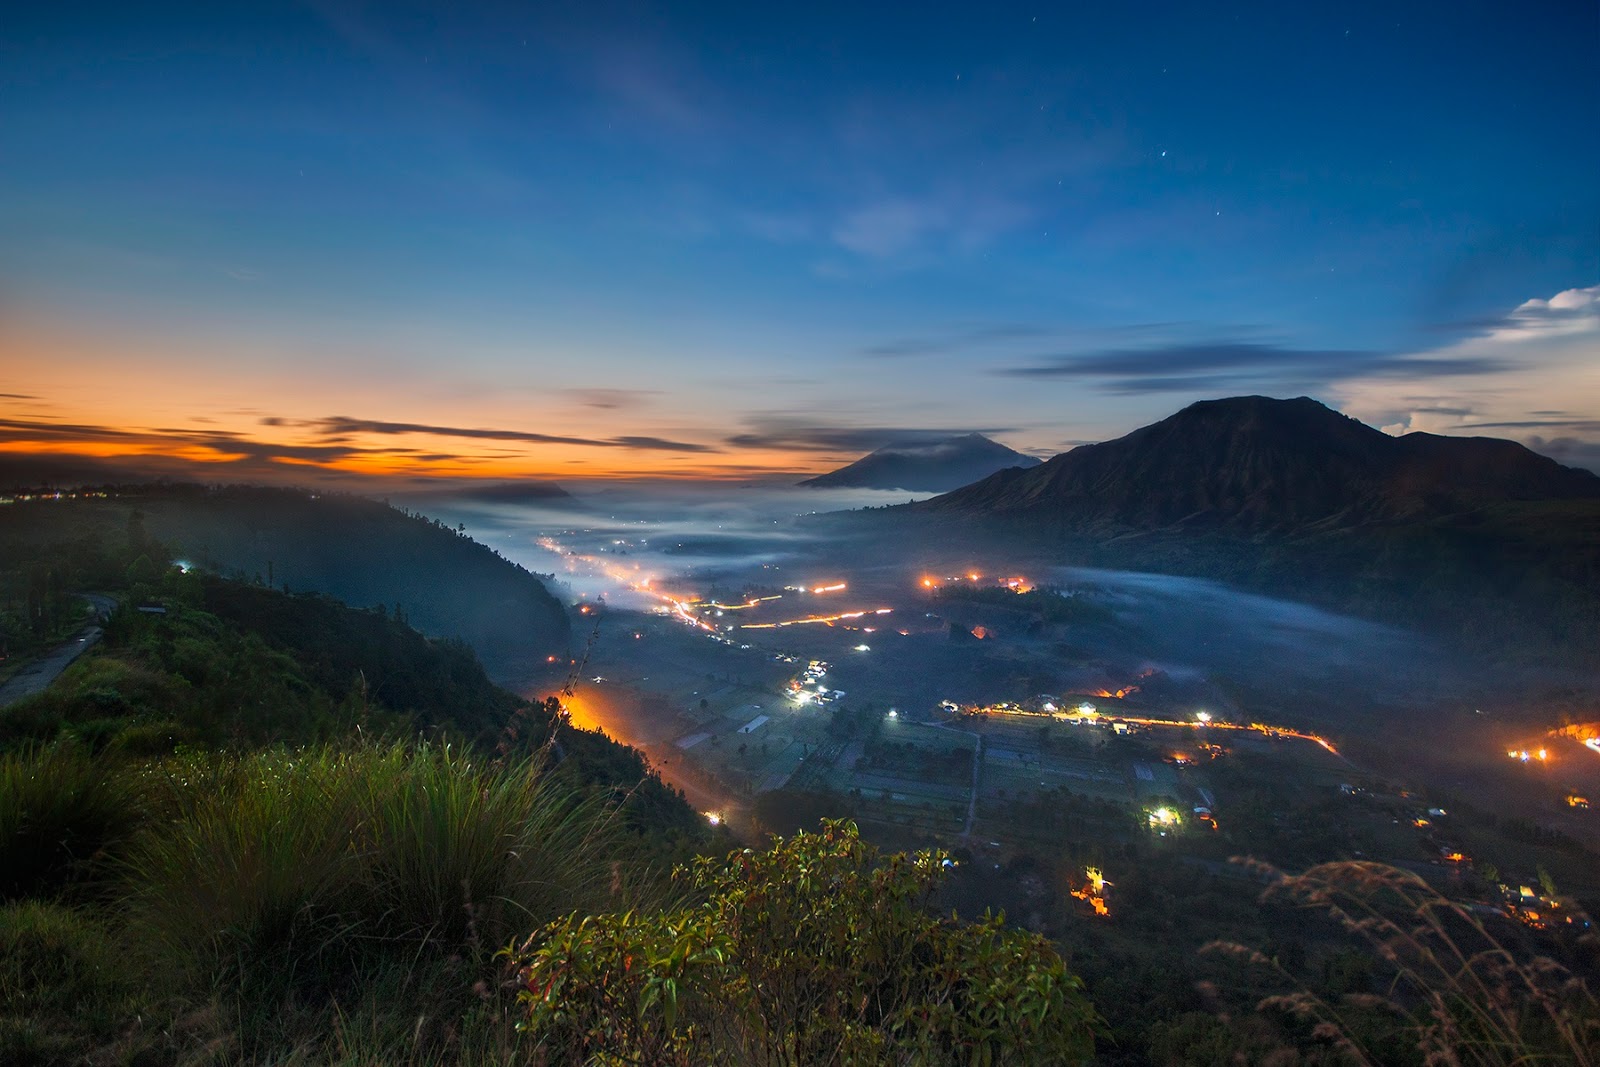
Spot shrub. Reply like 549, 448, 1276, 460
509, 820, 1099, 1065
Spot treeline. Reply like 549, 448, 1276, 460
0, 485, 573, 682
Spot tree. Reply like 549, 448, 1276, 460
508, 821, 1098, 1065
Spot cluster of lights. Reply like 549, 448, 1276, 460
1507, 748, 1549, 763
919, 572, 1031, 593
1148, 807, 1180, 829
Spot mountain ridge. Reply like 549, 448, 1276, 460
916, 396, 1600, 531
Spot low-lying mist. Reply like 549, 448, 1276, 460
402, 481, 1465, 718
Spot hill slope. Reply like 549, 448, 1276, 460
0, 485, 571, 683
800, 433, 1041, 492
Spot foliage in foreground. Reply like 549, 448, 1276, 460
1210, 859, 1600, 1067
509, 820, 1098, 1066
0, 738, 684, 1064
126, 742, 643, 990
0, 740, 142, 901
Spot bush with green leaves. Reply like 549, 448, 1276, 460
509, 820, 1098, 1065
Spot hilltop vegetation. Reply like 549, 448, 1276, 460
0, 484, 571, 683
0, 519, 1105, 1064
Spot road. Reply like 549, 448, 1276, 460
0, 594, 116, 709
929, 717, 985, 838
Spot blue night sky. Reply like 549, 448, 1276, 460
2, 0, 1597, 480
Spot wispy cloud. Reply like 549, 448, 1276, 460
995, 341, 1508, 394
1333, 285, 1600, 472
266, 415, 718, 453
0, 417, 372, 465
726, 416, 1014, 453
562, 388, 661, 410
831, 192, 1030, 259
299, 415, 720, 454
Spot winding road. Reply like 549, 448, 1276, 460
0, 594, 116, 709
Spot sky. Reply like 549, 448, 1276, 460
2, 0, 1597, 483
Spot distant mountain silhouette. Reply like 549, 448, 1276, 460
917, 396, 1600, 531
800, 434, 1042, 492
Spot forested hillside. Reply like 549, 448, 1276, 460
0, 485, 571, 684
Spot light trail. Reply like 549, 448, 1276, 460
708, 595, 783, 611
957, 702, 1341, 756
740, 608, 892, 630
535, 535, 717, 632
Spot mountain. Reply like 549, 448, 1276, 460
905, 397, 1600, 665
917, 396, 1600, 530
800, 433, 1042, 492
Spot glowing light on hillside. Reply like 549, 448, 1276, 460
1070, 867, 1111, 917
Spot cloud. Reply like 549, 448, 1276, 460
277, 415, 718, 453
0, 417, 376, 465
562, 388, 661, 410
1523, 436, 1600, 472
726, 416, 1015, 453
0, 393, 39, 401
831, 192, 1029, 259
994, 340, 1509, 395
1332, 285, 1600, 472
0, 407, 722, 490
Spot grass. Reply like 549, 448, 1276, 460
0, 740, 144, 900
117, 739, 672, 1059
1209, 859, 1600, 1066
0, 732, 689, 1063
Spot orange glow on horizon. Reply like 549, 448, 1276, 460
0, 320, 861, 483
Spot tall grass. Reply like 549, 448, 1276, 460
0, 900, 163, 1066
0, 741, 142, 900
121, 740, 659, 1055
1208, 859, 1600, 1066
